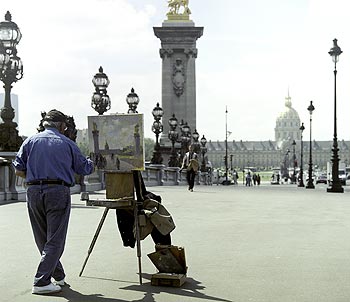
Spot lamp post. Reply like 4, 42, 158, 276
291, 140, 297, 184
180, 121, 191, 161
282, 149, 290, 181
327, 39, 344, 193
91, 66, 111, 115
298, 123, 305, 187
0, 11, 23, 151
150, 102, 163, 164
200, 135, 207, 172
126, 88, 140, 113
192, 129, 200, 154
223, 106, 230, 185
168, 114, 179, 167
306, 101, 315, 189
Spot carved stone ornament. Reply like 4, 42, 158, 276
184, 48, 198, 58
172, 58, 185, 96
159, 48, 174, 58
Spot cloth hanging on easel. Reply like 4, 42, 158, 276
115, 173, 173, 248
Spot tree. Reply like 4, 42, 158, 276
77, 141, 90, 157
144, 137, 155, 162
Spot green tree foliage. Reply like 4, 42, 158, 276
144, 137, 155, 162
77, 141, 90, 157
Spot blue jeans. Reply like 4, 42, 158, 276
26, 185, 71, 286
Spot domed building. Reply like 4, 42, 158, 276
275, 93, 301, 147
204, 93, 350, 171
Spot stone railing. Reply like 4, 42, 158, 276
0, 152, 26, 202
0, 160, 212, 203
141, 165, 211, 187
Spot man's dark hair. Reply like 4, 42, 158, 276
43, 109, 67, 123
37, 110, 77, 142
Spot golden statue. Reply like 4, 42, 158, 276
167, 0, 191, 16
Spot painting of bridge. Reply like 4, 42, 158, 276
88, 114, 144, 171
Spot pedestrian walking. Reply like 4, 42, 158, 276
253, 173, 257, 185
246, 171, 252, 186
232, 169, 238, 185
257, 174, 261, 185
180, 144, 199, 191
13, 109, 94, 295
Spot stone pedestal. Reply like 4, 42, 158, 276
0, 152, 26, 202
85, 170, 104, 191
154, 21, 203, 145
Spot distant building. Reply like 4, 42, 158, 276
75, 94, 349, 171
206, 94, 350, 171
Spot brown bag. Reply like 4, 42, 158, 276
187, 158, 199, 172
144, 199, 176, 236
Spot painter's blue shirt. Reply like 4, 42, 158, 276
13, 128, 94, 185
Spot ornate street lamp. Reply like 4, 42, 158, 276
298, 123, 305, 187
168, 113, 179, 167
0, 11, 24, 151
126, 88, 140, 113
191, 129, 200, 154
327, 39, 344, 193
169, 113, 178, 131
150, 102, 163, 164
200, 135, 207, 172
306, 101, 315, 189
291, 140, 297, 184
180, 121, 191, 161
91, 66, 111, 115
223, 106, 230, 185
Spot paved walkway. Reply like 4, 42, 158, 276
1, 183, 350, 302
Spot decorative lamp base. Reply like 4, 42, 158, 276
305, 184, 315, 189
327, 186, 344, 193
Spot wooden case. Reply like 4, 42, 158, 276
148, 245, 187, 287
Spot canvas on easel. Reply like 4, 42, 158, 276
88, 114, 145, 172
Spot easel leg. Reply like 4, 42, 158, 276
79, 207, 110, 277
134, 202, 142, 285
133, 170, 145, 285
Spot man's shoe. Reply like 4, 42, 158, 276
32, 283, 61, 295
54, 278, 65, 286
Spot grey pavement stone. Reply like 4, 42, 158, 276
1, 183, 350, 302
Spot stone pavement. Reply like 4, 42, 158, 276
1, 183, 350, 302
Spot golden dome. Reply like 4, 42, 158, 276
276, 94, 300, 123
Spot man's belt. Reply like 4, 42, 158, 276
26, 180, 71, 187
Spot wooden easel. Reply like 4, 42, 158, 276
79, 170, 145, 285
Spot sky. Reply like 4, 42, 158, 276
3, 0, 350, 142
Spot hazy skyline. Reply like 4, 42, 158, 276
5, 0, 350, 142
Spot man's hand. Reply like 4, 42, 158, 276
15, 170, 26, 178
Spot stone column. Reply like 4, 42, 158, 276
154, 21, 203, 145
